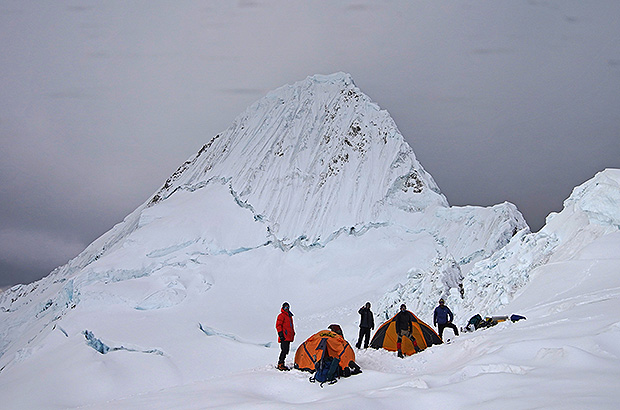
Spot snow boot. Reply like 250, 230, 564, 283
277, 363, 290, 371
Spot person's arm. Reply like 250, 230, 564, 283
276, 314, 284, 339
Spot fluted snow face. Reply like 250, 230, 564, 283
151, 73, 447, 245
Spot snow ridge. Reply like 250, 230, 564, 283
458, 169, 620, 318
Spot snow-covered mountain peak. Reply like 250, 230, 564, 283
0, 74, 538, 409
263, 71, 355, 98
149, 73, 447, 246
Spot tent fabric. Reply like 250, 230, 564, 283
294, 330, 356, 372
370, 310, 442, 355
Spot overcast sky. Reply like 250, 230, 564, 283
1, 0, 619, 288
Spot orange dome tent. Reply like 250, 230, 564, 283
294, 329, 356, 373
370, 310, 442, 356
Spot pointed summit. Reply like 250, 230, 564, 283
150, 73, 447, 246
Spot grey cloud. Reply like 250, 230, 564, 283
0, 228, 86, 287
218, 88, 268, 96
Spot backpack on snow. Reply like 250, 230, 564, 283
468, 314, 483, 330
308, 337, 340, 386
310, 356, 340, 386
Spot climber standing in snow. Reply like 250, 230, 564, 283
276, 302, 295, 371
433, 298, 459, 340
395, 304, 421, 358
356, 302, 374, 349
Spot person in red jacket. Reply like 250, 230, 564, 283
275, 301, 295, 370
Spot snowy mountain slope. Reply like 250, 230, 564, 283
0, 73, 449, 330
458, 168, 620, 318
371, 169, 620, 340
0, 170, 618, 409
148, 73, 448, 246
1, 73, 584, 409
376, 201, 526, 319
0, 180, 523, 391
0, 73, 523, 362
74, 231, 620, 410
79, 171, 620, 409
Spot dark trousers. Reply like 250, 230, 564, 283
438, 322, 459, 339
278, 341, 290, 364
356, 327, 371, 348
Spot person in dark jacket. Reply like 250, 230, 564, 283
433, 298, 459, 339
275, 302, 295, 370
394, 304, 421, 358
355, 302, 374, 349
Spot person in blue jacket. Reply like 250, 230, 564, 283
433, 298, 459, 339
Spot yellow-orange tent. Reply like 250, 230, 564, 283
294, 330, 356, 372
370, 310, 442, 356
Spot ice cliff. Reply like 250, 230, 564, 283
455, 169, 620, 319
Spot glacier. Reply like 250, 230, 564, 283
0, 74, 618, 409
